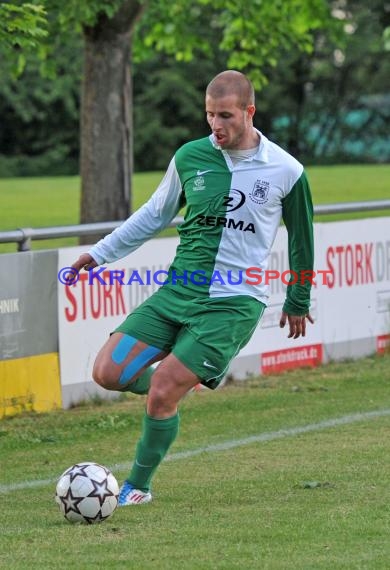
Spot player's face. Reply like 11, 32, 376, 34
205, 94, 256, 150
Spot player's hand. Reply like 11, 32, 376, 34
279, 312, 314, 339
71, 253, 98, 272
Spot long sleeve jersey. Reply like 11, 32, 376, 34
89, 131, 314, 315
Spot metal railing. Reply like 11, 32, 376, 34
1, 199, 390, 252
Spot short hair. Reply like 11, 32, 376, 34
206, 70, 255, 109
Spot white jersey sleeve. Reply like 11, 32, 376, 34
88, 158, 182, 265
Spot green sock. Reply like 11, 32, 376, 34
120, 367, 153, 395
127, 412, 180, 492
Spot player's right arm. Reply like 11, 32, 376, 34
72, 158, 183, 270
72, 253, 98, 272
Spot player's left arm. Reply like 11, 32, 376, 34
280, 170, 314, 339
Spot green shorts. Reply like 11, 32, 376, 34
115, 286, 265, 389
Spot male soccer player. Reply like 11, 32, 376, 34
71, 70, 314, 506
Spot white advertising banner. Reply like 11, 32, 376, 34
316, 217, 390, 358
255, 217, 390, 372
58, 217, 390, 400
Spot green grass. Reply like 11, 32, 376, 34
1, 354, 390, 569
307, 164, 390, 223
0, 164, 389, 253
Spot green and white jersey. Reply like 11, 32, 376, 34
89, 131, 314, 314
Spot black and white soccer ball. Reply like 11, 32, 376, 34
55, 462, 119, 524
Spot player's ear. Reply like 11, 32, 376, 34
247, 104, 256, 119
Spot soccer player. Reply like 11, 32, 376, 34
71, 70, 314, 506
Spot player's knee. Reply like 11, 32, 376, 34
147, 389, 171, 416
147, 370, 177, 416
92, 360, 119, 391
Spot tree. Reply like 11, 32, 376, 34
80, 1, 146, 232
2, 0, 339, 233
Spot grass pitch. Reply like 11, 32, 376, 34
1, 354, 390, 569
0, 164, 389, 252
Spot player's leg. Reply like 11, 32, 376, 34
119, 295, 265, 506
89, 287, 191, 506
92, 332, 167, 394
119, 354, 200, 506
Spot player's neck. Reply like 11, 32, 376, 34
236, 128, 260, 150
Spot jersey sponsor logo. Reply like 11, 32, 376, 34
196, 214, 255, 233
249, 179, 270, 204
210, 189, 246, 214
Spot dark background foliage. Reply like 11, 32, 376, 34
0, 0, 389, 177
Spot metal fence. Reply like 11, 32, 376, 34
1, 199, 390, 252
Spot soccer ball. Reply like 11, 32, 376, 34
55, 462, 119, 524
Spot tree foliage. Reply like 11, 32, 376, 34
0, 2, 48, 74
266, 0, 390, 163
0, 35, 81, 176
2, 0, 339, 84
135, 0, 338, 88
1, 0, 389, 189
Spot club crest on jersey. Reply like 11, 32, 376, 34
250, 180, 269, 204
193, 176, 206, 191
